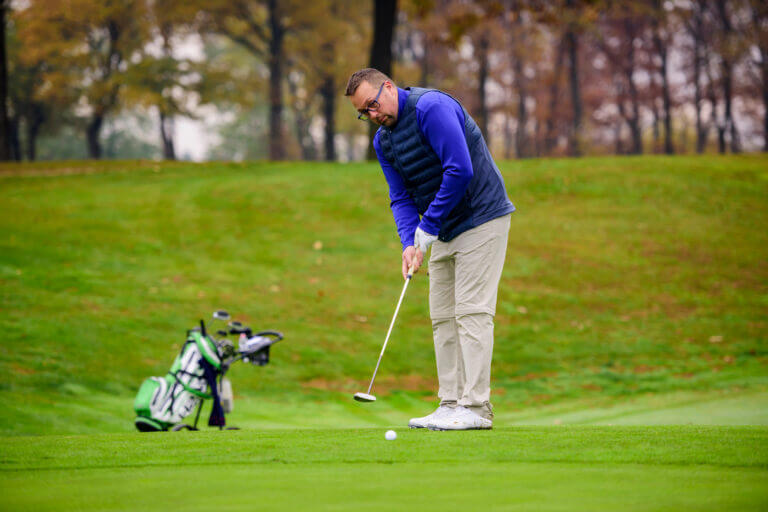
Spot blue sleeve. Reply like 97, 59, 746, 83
374, 132, 420, 250
415, 92, 473, 236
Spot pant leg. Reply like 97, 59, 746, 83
431, 318, 464, 406
429, 240, 463, 405
452, 214, 511, 418
456, 313, 494, 418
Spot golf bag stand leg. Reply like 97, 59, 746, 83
193, 401, 203, 429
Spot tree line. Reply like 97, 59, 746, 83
1, 0, 766, 162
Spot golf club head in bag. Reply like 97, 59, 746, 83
238, 331, 283, 366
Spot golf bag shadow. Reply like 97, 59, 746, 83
133, 316, 282, 432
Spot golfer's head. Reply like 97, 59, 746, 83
346, 68, 398, 128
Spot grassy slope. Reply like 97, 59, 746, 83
0, 155, 767, 435
1, 427, 766, 511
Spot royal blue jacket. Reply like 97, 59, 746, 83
373, 87, 515, 249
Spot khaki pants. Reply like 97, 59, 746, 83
428, 214, 510, 420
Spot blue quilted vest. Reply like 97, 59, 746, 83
377, 87, 515, 242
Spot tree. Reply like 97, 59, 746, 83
367, 0, 398, 159
15, 0, 150, 159
681, 0, 716, 153
651, 0, 674, 154
144, 0, 202, 160
564, 0, 584, 156
714, 0, 740, 153
595, 2, 648, 155
0, 0, 9, 160
287, 0, 368, 161
748, 0, 767, 151
201, 0, 299, 160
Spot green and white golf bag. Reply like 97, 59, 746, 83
134, 330, 226, 432
133, 313, 283, 432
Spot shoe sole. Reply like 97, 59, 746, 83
427, 425, 492, 431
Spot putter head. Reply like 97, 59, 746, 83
353, 392, 376, 403
213, 310, 231, 321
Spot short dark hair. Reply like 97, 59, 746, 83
345, 68, 394, 96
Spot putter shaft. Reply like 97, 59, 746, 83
365, 269, 415, 395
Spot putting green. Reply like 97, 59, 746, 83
2, 463, 765, 511
1, 426, 766, 511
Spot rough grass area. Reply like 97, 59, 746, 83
1, 156, 767, 511
0, 155, 766, 436
1, 426, 766, 511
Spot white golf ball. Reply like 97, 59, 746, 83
385, 430, 397, 441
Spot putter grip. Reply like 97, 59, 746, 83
407, 261, 417, 279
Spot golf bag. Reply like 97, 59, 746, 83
134, 313, 282, 432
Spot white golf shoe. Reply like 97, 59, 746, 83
408, 405, 456, 429
427, 406, 492, 430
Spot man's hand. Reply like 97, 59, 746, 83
414, 227, 438, 254
402, 246, 424, 279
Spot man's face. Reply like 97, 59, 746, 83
350, 80, 398, 127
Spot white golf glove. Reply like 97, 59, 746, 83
414, 227, 438, 254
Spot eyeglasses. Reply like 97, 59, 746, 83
357, 82, 386, 121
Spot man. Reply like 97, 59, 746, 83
345, 68, 514, 430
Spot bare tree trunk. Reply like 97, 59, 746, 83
721, 58, 739, 152
0, 0, 10, 161
717, 123, 726, 153
613, 116, 623, 155
693, 21, 706, 153
651, 97, 660, 152
477, 34, 490, 141
624, 20, 642, 155
710, 65, 726, 154
268, 0, 285, 160
564, 31, 581, 155
715, 0, 740, 153
660, 48, 674, 154
320, 72, 336, 161
87, 115, 103, 159
159, 110, 176, 160
367, 0, 398, 160
370, 0, 398, 78
615, 75, 627, 155
156, 26, 177, 161
510, 7, 527, 158
544, 36, 565, 155
25, 106, 44, 161
679, 115, 688, 153
565, 0, 582, 157
8, 115, 20, 160
685, 0, 711, 153
652, 0, 674, 154
703, 51, 726, 154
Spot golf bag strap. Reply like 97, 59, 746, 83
200, 357, 226, 427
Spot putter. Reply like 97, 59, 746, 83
354, 258, 420, 403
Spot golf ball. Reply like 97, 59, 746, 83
385, 430, 397, 441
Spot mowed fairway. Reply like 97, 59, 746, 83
2, 427, 767, 511
1, 155, 767, 510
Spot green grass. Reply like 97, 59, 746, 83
1, 426, 766, 511
1, 155, 766, 431
1, 155, 767, 509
